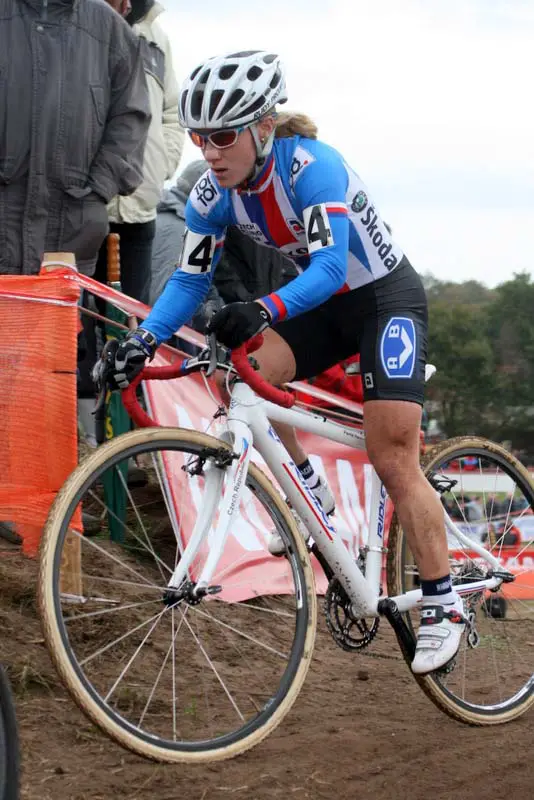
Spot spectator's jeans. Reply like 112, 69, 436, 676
95, 220, 156, 305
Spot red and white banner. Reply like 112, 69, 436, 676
143, 352, 385, 601
71, 272, 533, 604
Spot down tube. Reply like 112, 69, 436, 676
252, 418, 378, 617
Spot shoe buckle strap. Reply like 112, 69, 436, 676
420, 604, 467, 626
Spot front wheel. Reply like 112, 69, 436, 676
0, 665, 20, 800
387, 436, 534, 725
38, 427, 317, 762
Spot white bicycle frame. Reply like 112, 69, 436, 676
167, 380, 505, 617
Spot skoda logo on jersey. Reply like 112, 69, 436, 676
351, 190, 368, 213
380, 317, 417, 379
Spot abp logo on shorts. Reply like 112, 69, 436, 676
380, 317, 416, 379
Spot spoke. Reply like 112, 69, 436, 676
117, 468, 169, 584
64, 598, 162, 622
138, 605, 189, 731
460, 634, 468, 701
105, 608, 167, 703
150, 449, 185, 568
191, 606, 288, 659
214, 598, 294, 620
79, 606, 168, 667
74, 531, 162, 590
69, 573, 167, 593
178, 609, 245, 722
504, 596, 534, 615
87, 488, 174, 578
213, 551, 263, 583
488, 616, 504, 704
172, 606, 177, 741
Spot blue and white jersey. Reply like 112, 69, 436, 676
143, 136, 406, 344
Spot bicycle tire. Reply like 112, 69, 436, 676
0, 665, 20, 800
387, 435, 534, 725
38, 427, 317, 763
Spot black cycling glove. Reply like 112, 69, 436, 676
92, 328, 157, 390
206, 301, 272, 350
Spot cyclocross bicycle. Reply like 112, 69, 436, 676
0, 665, 20, 800
38, 335, 534, 763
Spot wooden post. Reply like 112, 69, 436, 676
40, 251, 78, 272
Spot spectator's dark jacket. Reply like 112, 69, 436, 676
0, 0, 151, 275
215, 227, 298, 304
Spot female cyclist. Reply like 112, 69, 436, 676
106, 50, 466, 675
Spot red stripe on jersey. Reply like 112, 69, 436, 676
259, 179, 299, 248
325, 205, 348, 215
254, 158, 275, 192
265, 292, 288, 321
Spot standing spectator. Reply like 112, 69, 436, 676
150, 160, 208, 305
0, 0, 151, 276
95, 0, 184, 303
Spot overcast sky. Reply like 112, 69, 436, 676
161, 0, 533, 287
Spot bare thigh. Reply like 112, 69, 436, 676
215, 329, 297, 403
249, 328, 297, 385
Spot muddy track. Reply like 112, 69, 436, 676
1, 552, 533, 799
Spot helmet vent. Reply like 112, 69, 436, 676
228, 93, 267, 123
247, 65, 263, 81
208, 89, 225, 121
219, 64, 238, 80
190, 90, 204, 121
180, 51, 287, 129
180, 90, 188, 119
220, 89, 246, 119
228, 50, 259, 58
198, 68, 211, 87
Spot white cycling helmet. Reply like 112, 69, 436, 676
179, 50, 287, 130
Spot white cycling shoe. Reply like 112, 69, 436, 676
268, 475, 335, 556
411, 594, 466, 675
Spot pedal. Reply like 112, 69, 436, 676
435, 657, 457, 676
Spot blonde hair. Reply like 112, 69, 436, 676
274, 112, 318, 140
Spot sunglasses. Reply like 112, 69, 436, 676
188, 126, 246, 150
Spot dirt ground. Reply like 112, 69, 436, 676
1, 548, 533, 800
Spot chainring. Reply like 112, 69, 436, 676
324, 578, 379, 652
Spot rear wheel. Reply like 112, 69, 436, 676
38, 427, 316, 762
388, 436, 534, 724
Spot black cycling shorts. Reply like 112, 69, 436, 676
274, 258, 428, 405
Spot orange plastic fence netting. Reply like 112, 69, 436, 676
0, 273, 80, 555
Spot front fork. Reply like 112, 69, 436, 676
165, 418, 253, 595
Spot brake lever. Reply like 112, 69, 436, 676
92, 384, 108, 445
205, 332, 219, 378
